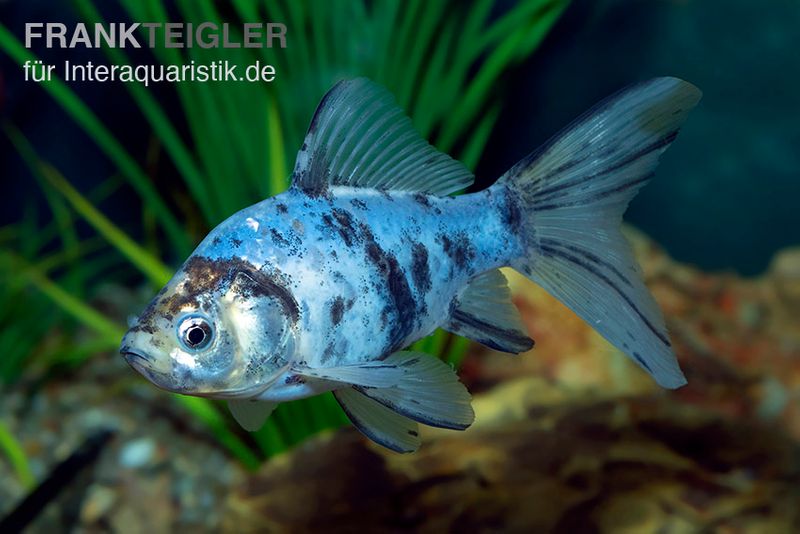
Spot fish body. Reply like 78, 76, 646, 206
122, 77, 701, 452
208, 187, 514, 367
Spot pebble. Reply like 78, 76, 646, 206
119, 437, 156, 468
81, 485, 116, 523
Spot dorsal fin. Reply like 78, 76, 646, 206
290, 78, 474, 196
445, 269, 535, 354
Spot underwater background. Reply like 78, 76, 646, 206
1, 0, 798, 531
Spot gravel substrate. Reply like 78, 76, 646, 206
0, 352, 246, 532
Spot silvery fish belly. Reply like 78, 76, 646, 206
121, 77, 702, 453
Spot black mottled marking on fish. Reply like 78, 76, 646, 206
439, 232, 475, 270
400, 357, 420, 367
329, 296, 346, 326
539, 244, 671, 347
525, 153, 591, 191
533, 133, 677, 205
306, 83, 337, 135
321, 213, 337, 236
361, 364, 399, 371
318, 185, 335, 201
350, 198, 368, 210
299, 169, 332, 198
320, 208, 358, 248
130, 286, 172, 334
379, 305, 392, 330
230, 237, 243, 248
360, 222, 417, 348
132, 320, 157, 334
331, 208, 358, 247
284, 374, 306, 385
235, 271, 300, 326
632, 352, 653, 373
501, 190, 523, 236
212, 236, 222, 246
130, 256, 299, 333
412, 192, 431, 208
540, 238, 632, 288
379, 189, 394, 202
410, 243, 431, 295
270, 228, 290, 247
321, 341, 336, 364
451, 308, 534, 352
276, 203, 288, 214
535, 172, 655, 211
408, 430, 418, 437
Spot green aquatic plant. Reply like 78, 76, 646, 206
0, 420, 34, 491
0, 0, 569, 466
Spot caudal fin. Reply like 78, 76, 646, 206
499, 77, 701, 389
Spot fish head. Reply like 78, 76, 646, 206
120, 256, 298, 398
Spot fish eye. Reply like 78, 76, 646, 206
177, 314, 214, 351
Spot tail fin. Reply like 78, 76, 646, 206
499, 77, 701, 388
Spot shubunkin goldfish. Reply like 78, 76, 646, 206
121, 77, 700, 452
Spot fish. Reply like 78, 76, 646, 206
120, 77, 701, 452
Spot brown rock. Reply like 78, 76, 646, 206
224, 390, 800, 532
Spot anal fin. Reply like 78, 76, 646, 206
334, 387, 420, 453
445, 269, 534, 354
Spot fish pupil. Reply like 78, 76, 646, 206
187, 326, 206, 346
177, 313, 214, 351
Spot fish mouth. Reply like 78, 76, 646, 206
120, 346, 179, 392
120, 346, 154, 373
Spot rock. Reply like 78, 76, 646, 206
224, 391, 800, 532
119, 437, 156, 469
81, 485, 116, 523
770, 246, 800, 312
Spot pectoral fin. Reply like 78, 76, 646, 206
228, 399, 277, 431
297, 351, 474, 432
